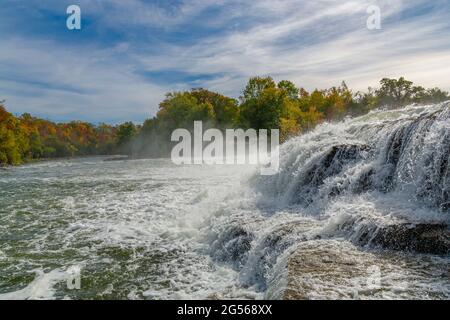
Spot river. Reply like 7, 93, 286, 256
0, 103, 449, 299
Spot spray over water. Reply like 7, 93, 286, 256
0, 103, 448, 299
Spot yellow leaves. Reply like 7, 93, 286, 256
0, 105, 12, 123
0, 103, 118, 164
280, 118, 301, 142
0, 119, 26, 165
297, 106, 324, 131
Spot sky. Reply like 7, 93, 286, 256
1, 0, 450, 123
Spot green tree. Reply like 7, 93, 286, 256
239, 86, 284, 129
278, 80, 299, 100
190, 88, 239, 127
157, 92, 214, 130
240, 76, 276, 102
28, 131, 44, 158
377, 77, 415, 107
116, 122, 137, 155
0, 103, 28, 165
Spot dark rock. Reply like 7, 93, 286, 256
292, 144, 370, 205
367, 223, 450, 255
210, 225, 254, 267
305, 144, 371, 187
352, 168, 375, 193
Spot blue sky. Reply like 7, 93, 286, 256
1, 0, 450, 123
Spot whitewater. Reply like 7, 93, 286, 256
0, 102, 448, 299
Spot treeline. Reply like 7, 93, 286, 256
131, 76, 450, 157
0, 105, 118, 165
1, 77, 449, 165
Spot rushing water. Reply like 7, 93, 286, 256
0, 103, 449, 299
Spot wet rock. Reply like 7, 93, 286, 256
415, 137, 449, 211
242, 222, 309, 289
352, 168, 375, 193
280, 239, 450, 300
210, 225, 254, 268
292, 144, 371, 205
305, 144, 371, 187
374, 111, 448, 201
283, 241, 374, 300
337, 216, 450, 255
368, 223, 450, 255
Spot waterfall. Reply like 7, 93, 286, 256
255, 102, 449, 214
207, 102, 449, 296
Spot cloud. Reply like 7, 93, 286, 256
0, 0, 449, 122
0, 37, 166, 123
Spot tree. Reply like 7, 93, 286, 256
240, 76, 276, 102
96, 123, 116, 155
28, 131, 44, 158
416, 87, 450, 104
190, 88, 239, 127
116, 122, 137, 155
0, 103, 28, 164
2, 76, 449, 165
239, 86, 284, 130
157, 92, 214, 130
278, 80, 299, 100
377, 77, 415, 107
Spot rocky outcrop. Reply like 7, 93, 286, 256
283, 241, 380, 300
292, 144, 371, 205
303, 144, 371, 187
281, 239, 450, 300
336, 217, 450, 255
366, 223, 450, 255
209, 225, 254, 268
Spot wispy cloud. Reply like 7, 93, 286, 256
1, 0, 449, 122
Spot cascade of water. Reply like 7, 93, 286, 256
208, 102, 449, 294
254, 102, 449, 213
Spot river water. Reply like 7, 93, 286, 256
0, 103, 449, 299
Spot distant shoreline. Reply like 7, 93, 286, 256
0, 154, 174, 169
0, 155, 119, 168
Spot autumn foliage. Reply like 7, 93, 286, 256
1, 77, 449, 165
0, 103, 117, 165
